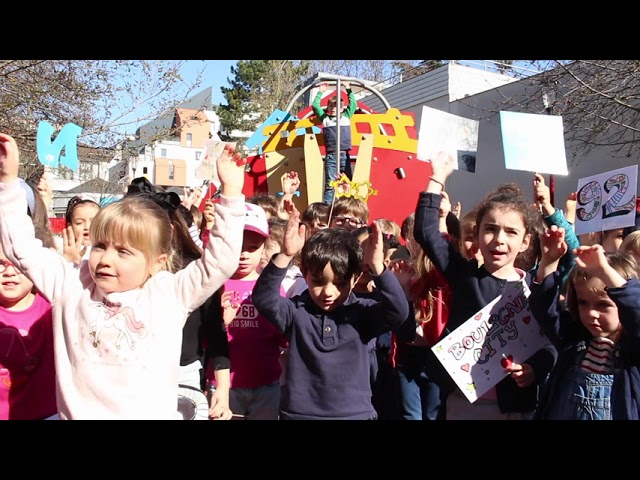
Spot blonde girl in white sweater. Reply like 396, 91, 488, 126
0, 134, 246, 419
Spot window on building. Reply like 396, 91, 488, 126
161, 148, 167, 157
195, 151, 201, 161
169, 161, 175, 180
186, 133, 192, 147
143, 167, 148, 174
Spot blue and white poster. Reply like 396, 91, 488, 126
500, 111, 568, 175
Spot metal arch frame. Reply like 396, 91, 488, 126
284, 75, 392, 169
283, 74, 391, 114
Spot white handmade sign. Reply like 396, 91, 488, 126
431, 280, 549, 403
195, 140, 236, 188
574, 165, 638, 236
417, 106, 479, 172
499, 111, 568, 175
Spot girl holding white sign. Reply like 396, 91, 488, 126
414, 151, 557, 420
531, 227, 640, 420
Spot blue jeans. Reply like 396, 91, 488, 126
545, 366, 613, 420
323, 151, 352, 204
394, 343, 449, 420
396, 367, 444, 420
229, 381, 281, 420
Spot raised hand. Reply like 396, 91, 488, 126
319, 83, 329, 93
36, 172, 53, 211
181, 186, 204, 210
540, 225, 567, 264
430, 150, 456, 184
390, 258, 415, 294
533, 173, 553, 215
362, 220, 385, 275
565, 191, 577, 224
535, 224, 567, 282
439, 191, 452, 218
217, 144, 246, 198
574, 244, 627, 288
62, 225, 86, 265
281, 200, 306, 257
573, 244, 610, 276
281, 171, 301, 195
452, 201, 462, 219
203, 199, 215, 229
0, 133, 20, 183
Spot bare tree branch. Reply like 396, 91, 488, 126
473, 60, 640, 161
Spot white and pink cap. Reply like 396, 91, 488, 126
244, 203, 269, 238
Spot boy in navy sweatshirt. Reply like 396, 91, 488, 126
252, 202, 409, 419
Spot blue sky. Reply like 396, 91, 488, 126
104, 60, 238, 139
180, 60, 238, 105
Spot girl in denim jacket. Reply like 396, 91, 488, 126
531, 226, 640, 420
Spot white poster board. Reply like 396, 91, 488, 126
417, 106, 479, 172
195, 140, 236, 188
431, 281, 549, 403
574, 164, 638, 236
499, 111, 568, 175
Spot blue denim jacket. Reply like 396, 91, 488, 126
530, 274, 640, 420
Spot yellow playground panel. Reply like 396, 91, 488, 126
260, 108, 418, 203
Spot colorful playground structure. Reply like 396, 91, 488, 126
233, 75, 434, 227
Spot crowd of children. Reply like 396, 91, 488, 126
1, 129, 640, 420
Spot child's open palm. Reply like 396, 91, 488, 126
62, 225, 86, 265
362, 220, 385, 275
390, 259, 415, 294
574, 244, 609, 275
282, 200, 306, 256
540, 225, 567, 263
216, 144, 246, 197
0, 133, 20, 183
430, 150, 456, 182
181, 186, 203, 210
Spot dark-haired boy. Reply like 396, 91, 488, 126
252, 204, 409, 420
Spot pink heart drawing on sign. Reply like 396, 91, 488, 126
474, 313, 482, 320
522, 316, 531, 324
461, 363, 470, 372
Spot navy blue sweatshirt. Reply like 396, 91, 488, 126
252, 260, 409, 420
